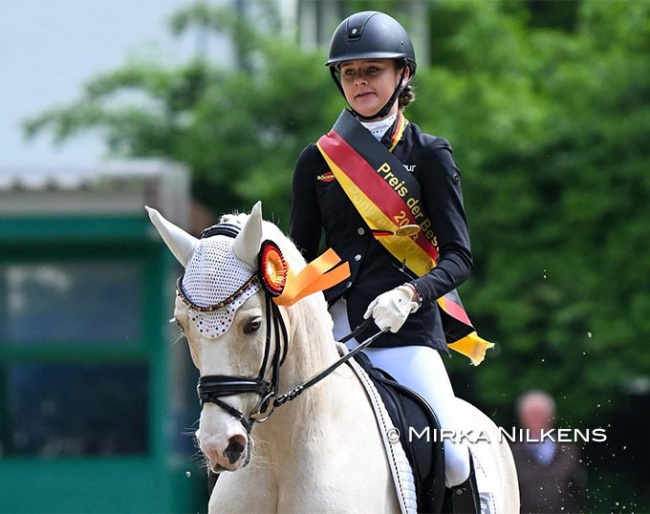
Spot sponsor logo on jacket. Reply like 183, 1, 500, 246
317, 171, 336, 183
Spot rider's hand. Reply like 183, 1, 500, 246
363, 284, 421, 333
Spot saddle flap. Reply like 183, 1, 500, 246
354, 352, 446, 514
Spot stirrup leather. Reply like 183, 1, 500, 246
447, 456, 480, 513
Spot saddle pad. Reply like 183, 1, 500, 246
353, 352, 446, 514
346, 355, 417, 514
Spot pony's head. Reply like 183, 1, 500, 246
147, 203, 298, 472
147, 202, 311, 472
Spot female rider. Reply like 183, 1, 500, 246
291, 11, 483, 512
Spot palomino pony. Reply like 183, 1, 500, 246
147, 202, 519, 514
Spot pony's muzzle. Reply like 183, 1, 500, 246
197, 428, 250, 472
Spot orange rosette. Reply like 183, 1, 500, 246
258, 241, 288, 297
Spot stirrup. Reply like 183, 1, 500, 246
445, 456, 480, 513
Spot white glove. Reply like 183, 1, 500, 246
363, 284, 420, 333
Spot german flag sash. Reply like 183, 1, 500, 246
317, 109, 494, 365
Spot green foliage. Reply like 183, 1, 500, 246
460, 0, 650, 422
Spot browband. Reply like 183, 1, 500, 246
200, 222, 242, 239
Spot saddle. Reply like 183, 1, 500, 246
354, 352, 446, 514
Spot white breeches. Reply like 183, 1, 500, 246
330, 300, 470, 487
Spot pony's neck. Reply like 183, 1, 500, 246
251, 293, 345, 461
282, 293, 340, 388
262, 293, 343, 432
251, 292, 369, 485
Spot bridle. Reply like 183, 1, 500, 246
177, 222, 286, 433
196, 293, 288, 433
185, 222, 386, 433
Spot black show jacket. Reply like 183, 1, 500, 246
290, 120, 473, 350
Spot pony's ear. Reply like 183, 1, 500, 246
145, 206, 198, 267
232, 201, 263, 268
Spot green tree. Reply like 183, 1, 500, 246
457, 0, 650, 419
419, 3, 650, 509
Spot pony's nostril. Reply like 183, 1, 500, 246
223, 435, 246, 464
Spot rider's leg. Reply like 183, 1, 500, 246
329, 300, 471, 488
361, 344, 471, 488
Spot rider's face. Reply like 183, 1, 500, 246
339, 59, 407, 119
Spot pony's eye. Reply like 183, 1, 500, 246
243, 317, 262, 334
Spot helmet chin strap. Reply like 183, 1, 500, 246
330, 64, 410, 121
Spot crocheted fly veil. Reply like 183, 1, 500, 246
178, 236, 261, 339
146, 201, 351, 337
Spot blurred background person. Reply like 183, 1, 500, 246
511, 390, 587, 513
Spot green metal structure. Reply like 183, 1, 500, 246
0, 162, 207, 513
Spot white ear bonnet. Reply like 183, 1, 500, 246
178, 236, 262, 339
147, 202, 349, 340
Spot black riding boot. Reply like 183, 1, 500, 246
443, 456, 481, 513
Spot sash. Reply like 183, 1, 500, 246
317, 110, 494, 365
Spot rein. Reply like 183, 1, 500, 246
274, 319, 388, 407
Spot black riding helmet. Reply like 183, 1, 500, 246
326, 11, 417, 121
